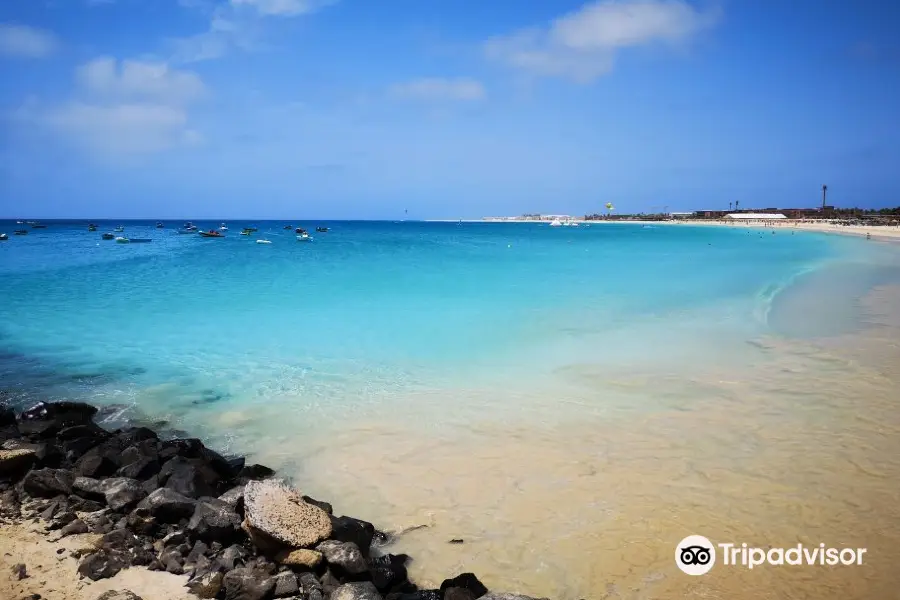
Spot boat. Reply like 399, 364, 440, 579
114, 226, 125, 232
295, 228, 308, 234
16, 221, 23, 224
199, 230, 224, 238
296, 233, 313, 242
102, 233, 115, 240
0, 233, 8, 241
88, 224, 97, 231
219, 223, 228, 231
256, 239, 272, 244
115, 236, 130, 244
316, 227, 329, 232
14, 230, 28, 235
240, 231, 251, 236
156, 222, 164, 228
549, 219, 562, 227
284, 225, 293, 230
242, 227, 258, 233
179, 222, 198, 233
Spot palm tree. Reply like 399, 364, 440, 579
729, 201, 733, 211
605, 202, 615, 218
735, 200, 740, 211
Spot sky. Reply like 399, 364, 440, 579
1, 0, 899, 219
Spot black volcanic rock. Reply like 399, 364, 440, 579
136, 487, 197, 522
22, 468, 75, 497
222, 567, 276, 600
78, 550, 126, 581
17, 401, 98, 438
330, 516, 376, 559
160, 457, 219, 499
440, 574, 488, 598
187, 498, 242, 543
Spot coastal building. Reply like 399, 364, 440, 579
725, 213, 787, 220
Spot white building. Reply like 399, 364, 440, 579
725, 213, 787, 220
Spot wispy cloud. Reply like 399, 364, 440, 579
485, 0, 720, 83
389, 78, 486, 102
171, 0, 336, 62
17, 57, 207, 158
0, 24, 59, 58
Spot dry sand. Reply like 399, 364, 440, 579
0, 520, 192, 600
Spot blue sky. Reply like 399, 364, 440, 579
1, 0, 898, 219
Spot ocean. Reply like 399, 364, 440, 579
2, 219, 899, 599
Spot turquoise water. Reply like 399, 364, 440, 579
4, 219, 900, 597
0, 220, 893, 434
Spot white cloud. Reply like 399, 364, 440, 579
76, 56, 207, 104
0, 24, 58, 58
230, 0, 332, 17
21, 57, 208, 158
485, 0, 720, 83
389, 78, 486, 102
171, 0, 335, 62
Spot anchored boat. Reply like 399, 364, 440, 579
199, 230, 224, 238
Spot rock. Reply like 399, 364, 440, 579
302, 495, 333, 515
331, 582, 382, 600
17, 401, 98, 438
160, 457, 219, 499
0, 489, 20, 517
118, 457, 160, 480
330, 516, 376, 558
140, 475, 160, 496
158, 438, 203, 462
0, 448, 36, 475
275, 548, 323, 569
137, 488, 196, 522
0, 405, 15, 427
76, 445, 121, 478
158, 548, 185, 574
78, 550, 125, 581
101, 528, 139, 550
218, 485, 245, 511
320, 570, 342, 595
94, 592, 144, 600
444, 589, 478, 600
68, 494, 105, 513
73, 477, 106, 501
316, 540, 368, 576
243, 479, 332, 549
81, 509, 112, 533
369, 554, 410, 593
219, 544, 250, 570
187, 498, 242, 543
273, 571, 299, 598
222, 567, 276, 600
440, 574, 488, 598
479, 595, 546, 600
58, 423, 107, 442
60, 519, 89, 537
237, 464, 274, 483
48, 509, 77, 530
103, 478, 146, 511
22, 468, 75, 497
113, 427, 158, 446
11, 563, 27, 579
187, 570, 224, 599
185, 540, 209, 566
298, 572, 323, 596
162, 531, 187, 547
386, 593, 441, 600
124, 506, 157, 536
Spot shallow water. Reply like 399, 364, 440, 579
2, 220, 899, 598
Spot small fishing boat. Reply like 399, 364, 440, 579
102, 233, 115, 240
316, 227, 329, 232
284, 225, 294, 230
156, 222, 164, 228
256, 239, 272, 244
295, 228, 307, 234
115, 236, 130, 244
114, 226, 125, 232
16, 220, 24, 224
179, 222, 198, 233
199, 230, 224, 238
296, 233, 313, 242
88, 224, 97, 231
219, 223, 228, 231
14, 230, 28, 235
0, 233, 8, 241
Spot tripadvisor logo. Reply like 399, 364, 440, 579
675, 535, 867, 575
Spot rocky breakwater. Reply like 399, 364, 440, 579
0, 401, 547, 600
